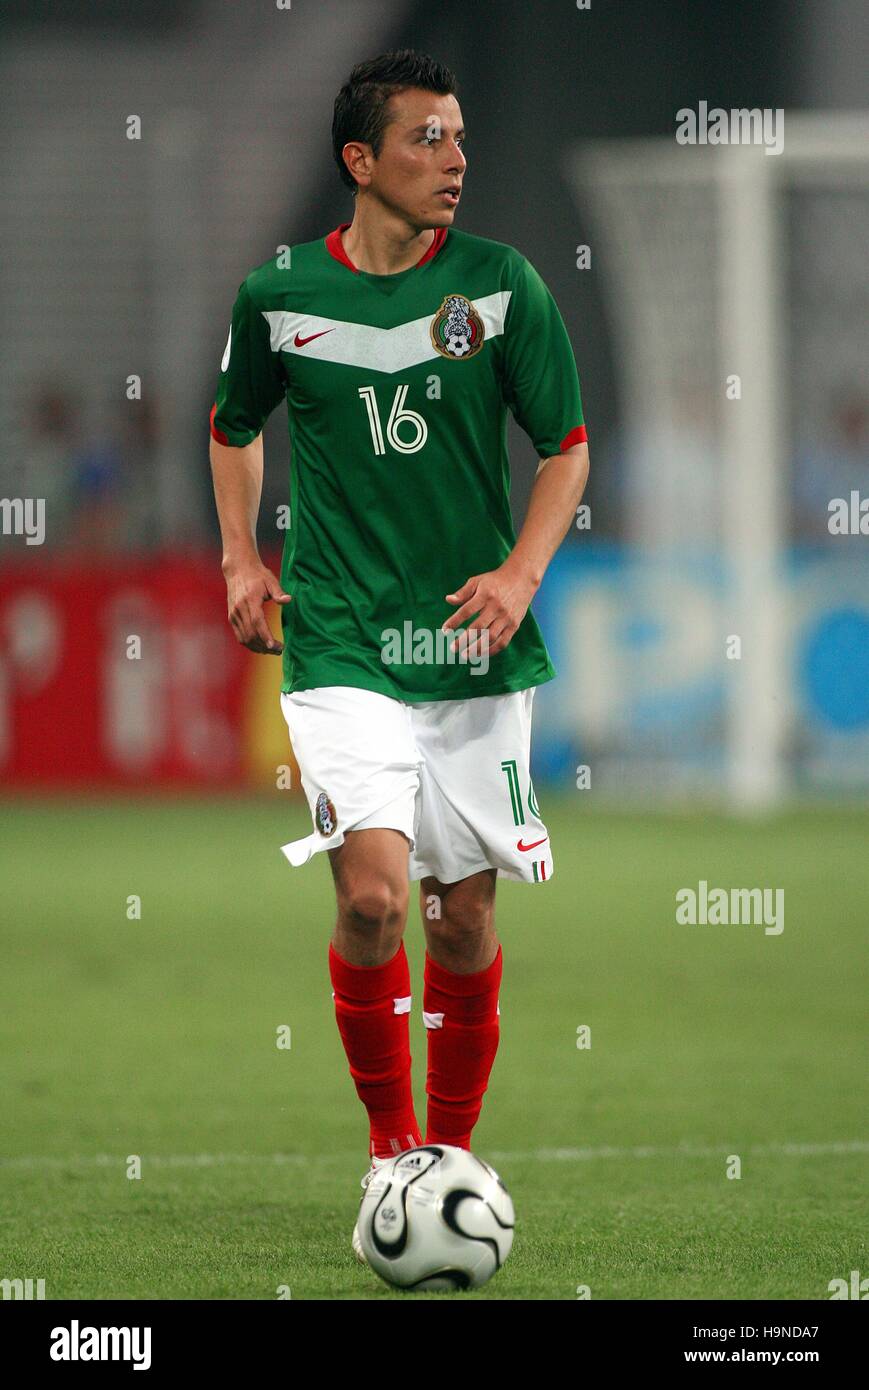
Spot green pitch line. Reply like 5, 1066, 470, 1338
1, 798, 866, 1300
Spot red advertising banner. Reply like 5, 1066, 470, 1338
0, 552, 290, 790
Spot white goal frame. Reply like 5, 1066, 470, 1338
566, 113, 869, 810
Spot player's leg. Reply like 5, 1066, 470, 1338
329, 827, 409, 967
419, 869, 503, 1150
326, 832, 424, 1168
420, 869, 498, 972
408, 687, 551, 1150
278, 687, 425, 1161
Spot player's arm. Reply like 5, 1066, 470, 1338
444, 442, 588, 658
209, 275, 290, 655
210, 432, 289, 655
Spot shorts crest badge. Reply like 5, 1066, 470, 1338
315, 791, 337, 837
430, 293, 485, 360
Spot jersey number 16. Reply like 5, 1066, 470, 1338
358, 385, 428, 456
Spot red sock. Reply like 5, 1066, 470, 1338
423, 946, 503, 1150
329, 941, 422, 1160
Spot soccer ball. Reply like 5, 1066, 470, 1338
445, 332, 471, 357
356, 1144, 514, 1291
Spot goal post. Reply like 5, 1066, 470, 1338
564, 113, 869, 810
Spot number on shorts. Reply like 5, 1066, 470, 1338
500, 758, 538, 826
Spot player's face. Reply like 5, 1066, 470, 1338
369, 90, 466, 229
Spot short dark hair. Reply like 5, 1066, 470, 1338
332, 49, 458, 193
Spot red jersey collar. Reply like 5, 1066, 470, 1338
325, 223, 448, 274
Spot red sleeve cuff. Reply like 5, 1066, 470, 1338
209, 403, 229, 446
560, 425, 588, 451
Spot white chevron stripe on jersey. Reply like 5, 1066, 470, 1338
262, 290, 512, 374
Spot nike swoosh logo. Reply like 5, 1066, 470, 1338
294, 329, 334, 347
516, 837, 548, 852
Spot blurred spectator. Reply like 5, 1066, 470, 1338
112, 394, 165, 551
8, 378, 167, 557
13, 382, 79, 543
793, 388, 869, 542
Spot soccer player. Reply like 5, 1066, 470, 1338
209, 50, 589, 1254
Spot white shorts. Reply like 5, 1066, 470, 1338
279, 685, 553, 885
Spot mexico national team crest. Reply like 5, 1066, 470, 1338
314, 791, 337, 837
430, 293, 485, 360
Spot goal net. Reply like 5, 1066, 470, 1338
557, 114, 869, 809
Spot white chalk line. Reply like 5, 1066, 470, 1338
1, 1140, 866, 1171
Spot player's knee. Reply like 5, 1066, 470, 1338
428, 905, 493, 956
441, 879, 496, 936
339, 876, 407, 933
427, 914, 488, 956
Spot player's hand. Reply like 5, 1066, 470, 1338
443, 559, 538, 659
223, 557, 290, 655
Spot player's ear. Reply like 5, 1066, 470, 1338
343, 141, 373, 190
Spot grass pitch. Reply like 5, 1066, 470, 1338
1, 798, 866, 1299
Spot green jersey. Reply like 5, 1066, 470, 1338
211, 224, 585, 700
